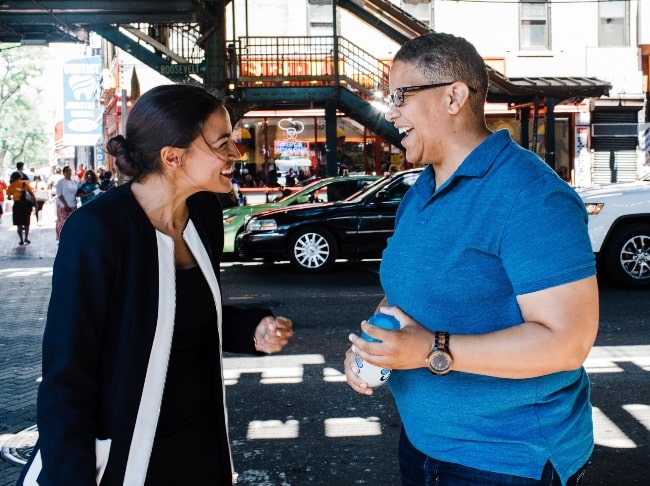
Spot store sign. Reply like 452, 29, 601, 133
62, 56, 103, 146
275, 119, 309, 156
274, 140, 309, 157
574, 126, 591, 188
95, 139, 105, 168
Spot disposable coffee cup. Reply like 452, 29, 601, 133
355, 313, 400, 388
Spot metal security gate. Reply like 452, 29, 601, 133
591, 107, 641, 183
591, 150, 638, 184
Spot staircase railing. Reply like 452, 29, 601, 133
234, 36, 391, 102
111, 28, 391, 104
119, 22, 204, 65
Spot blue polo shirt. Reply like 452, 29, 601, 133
380, 130, 596, 484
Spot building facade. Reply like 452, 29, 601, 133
224, 0, 649, 185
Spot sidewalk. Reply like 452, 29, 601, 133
0, 202, 58, 485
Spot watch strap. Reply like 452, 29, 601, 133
426, 331, 452, 375
435, 331, 450, 353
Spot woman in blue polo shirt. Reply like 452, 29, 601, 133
345, 32, 598, 486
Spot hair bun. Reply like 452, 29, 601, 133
106, 135, 140, 178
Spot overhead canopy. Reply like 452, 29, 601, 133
486, 66, 611, 106
0, 0, 203, 43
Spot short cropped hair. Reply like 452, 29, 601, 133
394, 32, 488, 115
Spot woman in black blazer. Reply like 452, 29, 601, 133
20, 84, 294, 486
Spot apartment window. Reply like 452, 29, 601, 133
520, 0, 550, 51
599, 0, 629, 46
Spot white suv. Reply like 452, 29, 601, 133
577, 172, 650, 288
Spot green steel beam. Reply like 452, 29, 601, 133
338, 89, 401, 147
337, 0, 412, 45
91, 25, 192, 82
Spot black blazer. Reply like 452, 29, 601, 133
19, 182, 272, 485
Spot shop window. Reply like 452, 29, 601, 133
519, 0, 550, 51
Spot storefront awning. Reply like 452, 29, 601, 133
486, 66, 611, 105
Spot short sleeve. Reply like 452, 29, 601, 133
501, 175, 596, 295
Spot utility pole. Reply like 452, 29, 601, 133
326, 0, 339, 177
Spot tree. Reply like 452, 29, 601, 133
0, 45, 50, 174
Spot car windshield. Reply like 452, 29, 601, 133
343, 175, 390, 202
344, 170, 423, 203
275, 190, 303, 203
270, 179, 325, 203
275, 177, 380, 204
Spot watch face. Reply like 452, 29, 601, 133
429, 351, 451, 372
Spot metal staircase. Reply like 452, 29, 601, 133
232, 36, 399, 144
91, 23, 206, 83
338, 0, 430, 45
75, 0, 439, 148
92, 25, 405, 146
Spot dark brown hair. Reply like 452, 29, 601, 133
105, 84, 224, 181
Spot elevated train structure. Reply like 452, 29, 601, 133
1, 0, 611, 175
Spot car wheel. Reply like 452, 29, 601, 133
602, 223, 650, 288
288, 227, 337, 272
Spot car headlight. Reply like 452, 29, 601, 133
246, 218, 278, 231
584, 203, 604, 215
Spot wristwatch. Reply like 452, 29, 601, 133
426, 331, 452, 375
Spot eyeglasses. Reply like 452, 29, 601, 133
388, 81, 477, 108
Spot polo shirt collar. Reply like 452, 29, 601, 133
414, 129, 512, 197
455, 129, 511, 178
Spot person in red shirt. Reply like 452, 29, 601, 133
0, 177, 7, 223
75, 164, 86, 182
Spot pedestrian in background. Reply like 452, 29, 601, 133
344, 32, 598, 485
53, 166, 78, 241
47, 167, 63, 199
0, 177, 6, 223
99, 170, 115, 192
75, 163, 85, 182
76, 169, 100, 205
33, 175, 49, 225
16, 161, 30, 181
6, 171, 35, 245
18, 84, 294, 486
557, 165, 572, 184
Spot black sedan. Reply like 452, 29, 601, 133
236, 168, 424, 272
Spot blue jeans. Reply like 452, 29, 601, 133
398, 428, 587, 486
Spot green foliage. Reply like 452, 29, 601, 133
0, 45, 50, 171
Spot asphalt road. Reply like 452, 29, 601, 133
219, 260, 650, 486
1, 240, 648, 485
